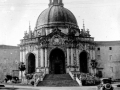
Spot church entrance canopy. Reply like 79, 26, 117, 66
79, 51, 88, 73
26, 53, 35, 74
49, 48, 65, 74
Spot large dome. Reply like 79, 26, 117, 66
35, 0, 78, 29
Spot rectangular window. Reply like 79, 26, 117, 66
110, 67, 114, 73
109, 47, 112, 50
97, 55, 101, 60
109, 55, 112, 60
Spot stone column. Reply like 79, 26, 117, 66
76, 49, 79, 67
45, 49, 47, 67
46, 29, 49, 35
24, 50, 27, 64
22, 50, 23, 62
71, 48, 74, 71
45, 48, 49, 74
38, 47, 40, 67
69, 48, 71, 66
43, 49, 45, 67
67, 48, 69, 67
71, 48, 74, 66
67, 48, 70, 73
73, 48, 77, 71
20, 49, 22, 62
19, 50, 22, 79
90, 50, 92, 60
40, 48, 44, 67
22, 48, 25, 63
36, 50, 38, 72
93, 50, 95, 60
20, 48, 25, 80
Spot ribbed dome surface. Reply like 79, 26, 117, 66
35, 5, 78, 29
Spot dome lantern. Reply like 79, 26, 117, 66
49, 0, 63, 7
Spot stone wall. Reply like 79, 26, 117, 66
95, 41, 120, 79
0, 45, 20, 81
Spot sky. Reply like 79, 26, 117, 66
0, 0, 120, 46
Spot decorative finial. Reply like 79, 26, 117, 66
54, 0, 58, 4
28, 21, 32, 38
83, 19, 85, 31
29, 21, 31, 32
49, 0, 52, 6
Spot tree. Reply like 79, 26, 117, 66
5, 75, 12, 83
18, 62, 26, 82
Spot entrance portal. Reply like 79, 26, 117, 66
49, 48, 65, 74
27, 53, 35, 74
79, 51, 88, 73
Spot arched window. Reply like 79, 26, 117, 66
79, 51, 88, 73
27, 53, 35, 74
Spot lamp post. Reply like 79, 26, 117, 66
18, 62, 26, 83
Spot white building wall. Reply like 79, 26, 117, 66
96, 42, 120, 79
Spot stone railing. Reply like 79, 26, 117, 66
76, 77, 82, 86
34, 72, 45, 81
76, 72, 100, 85
68, 71, 82, 86
68, 71, 74, 80
34, 71, 46, 86
69, 71, 100, 86
25, 70, 46, 86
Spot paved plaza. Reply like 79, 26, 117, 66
0, 84, 120, 90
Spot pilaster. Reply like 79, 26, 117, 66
45, 48, 47, 67
45, 48, 49, 74
71, 48, 74, 66
67, 48, 69, 66
76, 49, 79, 66
38, 47, 40, 67
43, 48, 45, 67
20, 50, 22, 62
23, 51, 25, 63
66, 48, 70, 73
40, 48, 44, 67
69, 48, 71, 66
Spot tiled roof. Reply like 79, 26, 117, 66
0, 45, 19, 49
95, 41, 120, 46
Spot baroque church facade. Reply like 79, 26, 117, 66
20, 0, 120, 79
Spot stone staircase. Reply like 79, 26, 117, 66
37, 74, 79, 87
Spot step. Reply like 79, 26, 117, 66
44, 74, 72, 80
37, 74, 79, 87
38, 80, 79, 86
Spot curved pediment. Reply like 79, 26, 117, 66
47, 27, 67, 38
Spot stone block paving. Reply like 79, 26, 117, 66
0, 83, 120, 90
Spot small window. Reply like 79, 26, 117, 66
109, 55, 112, 60
97, 47, 100, 50
97, 55, 101, 60
110, 67, 114, 73
109, 47, 112, 50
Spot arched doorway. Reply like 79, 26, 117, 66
27, 53, 35, 74
49, 48, 65, 74
79, 51, 88, 73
